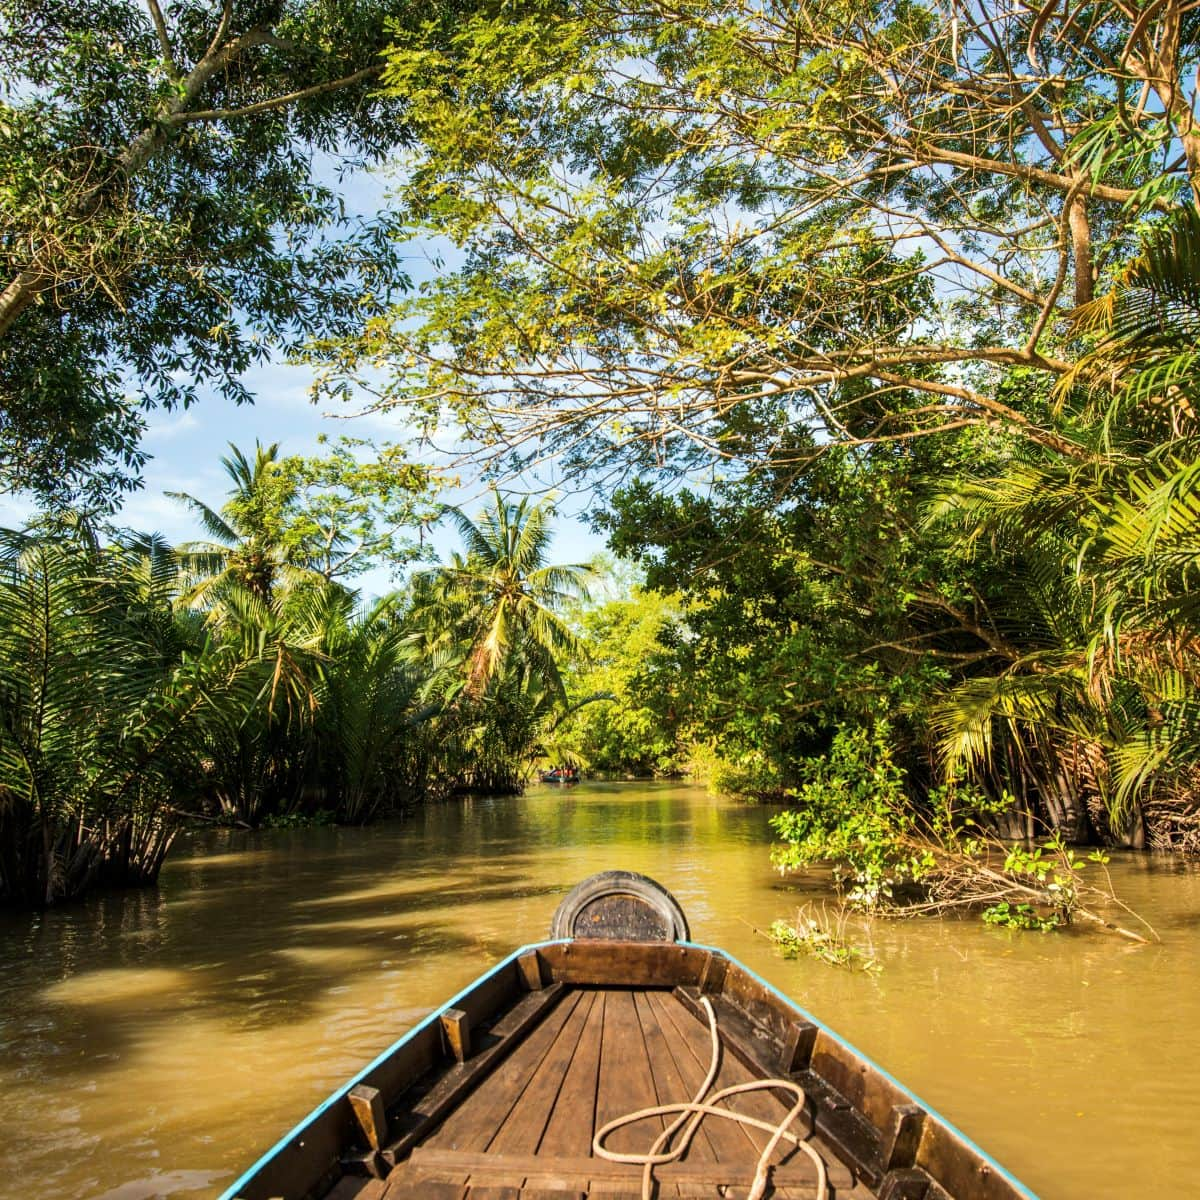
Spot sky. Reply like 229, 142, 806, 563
0, 164, 610, 602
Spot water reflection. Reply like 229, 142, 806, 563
0, 781, 1196, 1199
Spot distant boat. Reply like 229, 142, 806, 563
221, 871, 1039, 1200
538, 765, 580, 784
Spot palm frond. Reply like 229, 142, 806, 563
166, 493, 239, 545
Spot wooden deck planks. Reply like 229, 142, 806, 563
663, 988, 806, 1143
432, 990, 587, 1200
382, 985, 855, 1199
650, 990, 817, 1200
651, 990, 852, 1200
382, 992, 583, 1200
595, 990, 669, 1158
429, 991, 585, 1152
648, 990, 764, 1162
596, 989, 686, 1198
404, 1149, 846, 1189
520, 990, 605, 1200
379, 1173, 465, 1200
381, 983, 569, 1172
476, 987, 602, 1200
489, 986, 597, 1156
630, 990, 720, 1167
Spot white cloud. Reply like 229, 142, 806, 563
143, 410, 201, 443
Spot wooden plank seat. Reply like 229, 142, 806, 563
403, 1145, 849, 1187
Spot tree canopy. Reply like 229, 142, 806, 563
0, 0, 465, 506
170, 439, 440, 605
315, 0, 1200, 481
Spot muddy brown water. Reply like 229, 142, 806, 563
1, 781, 1197, 1200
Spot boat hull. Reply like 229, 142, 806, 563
220, 939, 1039, 1200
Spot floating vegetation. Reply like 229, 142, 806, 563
765, 904, 880, 972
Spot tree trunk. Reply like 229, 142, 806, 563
1069, 193, 1093, 308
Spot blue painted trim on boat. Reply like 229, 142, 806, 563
680, 939, 1042, 1200
216, 940, 568, 1200
219, 936, 1040, 1200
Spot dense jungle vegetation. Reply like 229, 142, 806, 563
0, 451, 597, 905
3, 0, 1200, 912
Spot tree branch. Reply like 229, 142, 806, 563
169, 63, 384, 125
203, 0, 234, 62
146, 0, 180, 79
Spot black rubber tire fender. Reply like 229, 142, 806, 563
549, 870, 691, 942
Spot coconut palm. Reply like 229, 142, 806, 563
169, 441, 318, 606
410, 491, 595, 700
399, 492, 599, 794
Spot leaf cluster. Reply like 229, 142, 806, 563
0, 0, 474, 504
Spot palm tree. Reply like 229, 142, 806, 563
0, 526, 259, 905
927, 207, 1200, 849
1057, 205, 1200, 441
400, 492, 598, 794
169, 442, 316, 606
310, 593, 425, 822
411, 491, 595, 700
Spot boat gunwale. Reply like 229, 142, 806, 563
216, 938, 1041, 1200
216, 939, 551, 1200
684, 940, 1041, 1200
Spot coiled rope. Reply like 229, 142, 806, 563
591, 995, 829, 1200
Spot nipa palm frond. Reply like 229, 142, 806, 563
1060, 207, 1200, 424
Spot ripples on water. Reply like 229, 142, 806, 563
0, 781, 1197, 1199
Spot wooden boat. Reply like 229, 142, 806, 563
220, 871, 1039, 1200
538, 767, 580, 784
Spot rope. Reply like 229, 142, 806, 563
591, 996, 829, 1200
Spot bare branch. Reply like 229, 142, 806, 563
145, 0, 179, 79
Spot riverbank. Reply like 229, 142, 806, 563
1, 781, 1197, 1199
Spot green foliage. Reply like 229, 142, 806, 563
924, 208, 1200, 849
980, 903, 1058, 933
981, 841, 1113, 931
404, 491, 599, 793
307, 592, 429, 823
9, 0, 1200, 910
767, 909, 879, 972
261, 809, 337, 830
277, 438, 443, 581
770, 723, 925, 909
171, 443, 299, 603
313, 0, 1200, 856
0, 0, 464, 505
996, 839, 1112, 926
0, 448, 591, 903
585, 199, 1200, 850
0, 527, 260, 905
558, 585, 686, 776
769, 722, 1132, 934
1064, 207, 1200, 424
409, 491, 594, 703
170, 439, 440, 606
318, 0, 1200, 487
594, 443, 970, 800
705, 753, 789, 803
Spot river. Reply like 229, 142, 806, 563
0, 781, 1197, 1199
